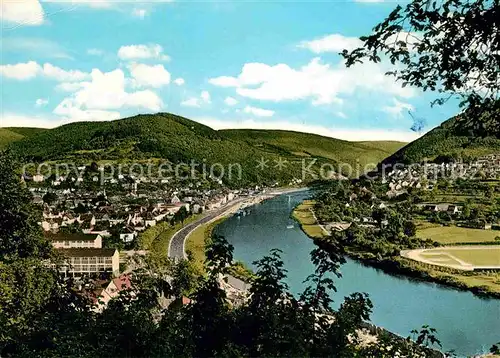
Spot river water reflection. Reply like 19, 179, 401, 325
215, 191, 500, 357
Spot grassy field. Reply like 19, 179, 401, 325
399, 253, 500, 295
0, 127, 47, 149
138, 215, 201, 256
443, 247, 500, 266
417, 225, 500, 244
400, 256, 500, 294
406, 246, 500, 269
185, 216, 254, 280
0, 128, 24, 149
185, 218, 224, 274
292, 200, 326, 239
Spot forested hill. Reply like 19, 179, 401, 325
221, 129, 405, 169
5, 113, 405, 185
381, 108, 500, 166
0, 127, 47, 149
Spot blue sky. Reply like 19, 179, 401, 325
1, 0, 460, 141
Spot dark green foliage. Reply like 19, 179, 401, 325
8, 113, 404, 186
42, 192, 57, 205
315, 180, 434, 260
0, 152, 52, 262
0, 129, 24, 149
381, 108, 500, 166
491, 342, 500, 354
342, 0, 499, 166
342, 0, 499, 113
0, 151, 451, 357
222, 128, 406, 170
0, 127, 47, 149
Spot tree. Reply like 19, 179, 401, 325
42, 192, 57, 206
491, 342, 500, 355
404, 220, 417, 237
342, 0, 499, 114
485, 185, 494, 199
171, 259, 197, 297
0, 152, 52, 263
1, 150, 443, 357
173, 206, 189, 224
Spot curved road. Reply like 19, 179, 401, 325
167, 197, 249, 260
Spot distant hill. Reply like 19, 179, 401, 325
354, 141, 407, 155
0, 127, 47, 149
221, 129, 406, 169
7, 113, 405, 186
381, 109, 500, 166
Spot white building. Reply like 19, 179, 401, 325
58, 248, 120, 277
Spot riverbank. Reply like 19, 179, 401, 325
183, 189, 306, 275
292, 201, 500, 300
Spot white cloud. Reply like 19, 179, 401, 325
201, 90, 211, 104
43, 0, 113, 8
194, 117, 421, 142
126, 90, 162, 110
336, 111, 347, 119
35, 98, 49, 107
209, 57, 415, 105
1, 0, 44, 26
298, 34, 362, 53
44, 0, 174, 7
128, 63, 171, 88
174, 77, 185, 86
382, 98, 414, 118
224, 96, 238, 106
42, 63, 89, 82
53, 104, 121, 122
132, 8, 147, 18
0, 113, 58, 128
243, 105, 274, 117
181, 91, 211, 107
56, 82, 86, 92
87, 48, 104, 56
208, 76, 239, 87
117, 44, 170, 61
0, 61, 90, 82
53, 68, 162, 122
0, 61, 40, 80
181, 98, 201, 107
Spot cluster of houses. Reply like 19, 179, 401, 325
32, 182, 246, 245
23, 167, 255, 278
418, 203, 463, 216
382, 154, 500, 198
46, 232, 136, 312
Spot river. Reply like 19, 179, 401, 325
214, 190, 500, 357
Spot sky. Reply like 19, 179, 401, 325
0, 0, 461, 142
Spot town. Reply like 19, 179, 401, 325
21, 162, 276, 310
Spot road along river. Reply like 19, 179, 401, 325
214, 190, 500, 357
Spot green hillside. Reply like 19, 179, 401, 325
8, 113, 405, 186
0, 127, 47, 149
382, 108, 500, 165
355, 141, 407, 155
0, 129, 24, 149
221, 129, 405, 169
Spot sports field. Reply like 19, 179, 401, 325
416, 225, 500, 244
402, 246, 500, 271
